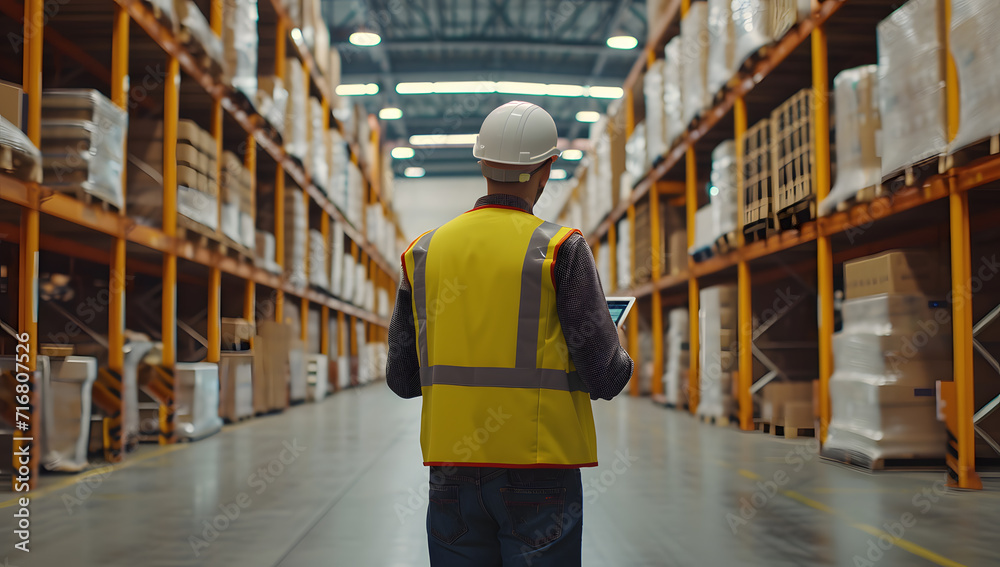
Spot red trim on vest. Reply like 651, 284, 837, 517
549, 229, 582, 290
400, 231, 429, 286
424, 461, 598, 469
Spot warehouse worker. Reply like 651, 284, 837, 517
386, 101, 633, 567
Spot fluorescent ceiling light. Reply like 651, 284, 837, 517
409, 133, 478, 146
394, 81, 623, 99
290, 28, 303, 44
336, 83, 379, 96
404, 167, 426, 178
561, 149, 584, 161
607, 35, 638, 50
550, 169, 568, 180
576, 111, 601, 123
391, 147, 415, 159
379, 107, 403, 120
588, 86, 624, 99
349, 32, 381, 46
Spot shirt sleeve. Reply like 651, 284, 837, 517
385, 267, 422, 399
554, 233, 634, 400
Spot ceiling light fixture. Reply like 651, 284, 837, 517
408, 133, 479, 146
606, 35, 638, 50
550, 169, 568, 180
394, 81, 623, 99
561, 149, 584, 160
404, 167, 426, 178
575, 111, 601, 123
290, 28, 304, 44
391, 147, 415, 159
349, 32, 381, 46
335, 83, 379, 96
379, 107, 403, 120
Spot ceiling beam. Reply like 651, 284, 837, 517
374, 39, 636, 56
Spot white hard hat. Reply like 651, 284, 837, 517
474, 102, 561, 175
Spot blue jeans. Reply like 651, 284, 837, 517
427, 466, 584, 567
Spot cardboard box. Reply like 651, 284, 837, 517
762, 381, 814, 425
221, 317, 255, 350
0, 80, 24, 128
219, 351, 254, 422
843, 249, 945, 299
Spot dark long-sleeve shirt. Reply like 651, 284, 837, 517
386, 193, 634, 400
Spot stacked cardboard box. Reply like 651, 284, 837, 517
761, 381, 814, 431
824, 249, 951, 466
172, 0, 223, 74
0, 82, 41, 183
699, 284, 738, 420
219, 351, 254, 422
681, 2, 710, 128
308, 97, 328, 192
284, 187, 308, 286
308, 228, 329, 290
255, 230, 281, 274
256, 76, 288, 134
220, 151, 255, 253
820, 65, 882, 216
948, 0, 1000, 153
327, 128, 349, 210
40, 89, 127, 208
128, 119, 219, 235
254, 322, 293, 413
330, 220, 345, 297
877, 0, 948, 177
222, 0, 258, 101
664, 307, 690, 406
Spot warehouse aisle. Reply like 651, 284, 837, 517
8, 385, 1000, 567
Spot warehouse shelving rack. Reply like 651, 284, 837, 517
1, 0, 400, 489
569, 0, 1000, 490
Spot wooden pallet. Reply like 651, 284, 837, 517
835, 184, 886, 212
942, 134, 1000, 172
699, 414, 733, 427
757, 421, 815, 439
742, 118, 777, 243
777, 199, 816, 230
712, 230, 738, 255
821, 448, 946, 472
177, 216, 223, 250
882, 154, 943, 190
743, 216, 777, 243
0, 144, 43, 184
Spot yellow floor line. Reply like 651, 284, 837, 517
738, 468, 762, 481
0, 443, 186, 509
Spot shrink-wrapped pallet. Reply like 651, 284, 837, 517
0, 114, 41, 182
710, 140, 739, 241
821, 66, 882, 216
644, 60, 668, 165
616, 217, 631, 291
825, 293, 951, 465
284, 59, 308, 161
173, 0, 223, 72
309, 97, 328, 191
219, 352, 254, 422
732, 0, 809, 69
222, 0, 258, 101
341, 253, 356, 302
698, 285, 737, 419
625, 122, 647, 180
876, 0, 948, 177
308, 228, 329, 290
949, 0, 1000, 153
255, 230, 280, 273
40, 89, 127, 208
284, 188, 308, 286
663, 307, 690, 406
707, 0, 736, 98
328, 128, 349, 212
663, 37, 685, 148
689, 204, 716, 257
681, 2, 710, 127
220, 151, 254, 249
256, 76, 287, 134
174, 362, 224, 440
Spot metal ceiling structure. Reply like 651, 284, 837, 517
322, 0, 648, 177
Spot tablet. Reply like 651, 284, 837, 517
606, 297, 636, 328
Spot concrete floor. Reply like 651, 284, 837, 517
3, 384, 999, 567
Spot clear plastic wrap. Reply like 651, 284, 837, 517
699, 285, 737, 419
284, 59, 308, 161
329, 220, 345, 297
876, 0, 948, 176
821, 65, 882, 217
174, 0, 223, 70
689, 204, 716, 256
0, 114, 42, 182
732, 0, 803, 69
663, 37, 685, 148
710, 140, 739, 239
309, 97, 328, 190
625, 122, 647, 179
707, 0, 736, 98
681, 1, 710, 128
341, 254, 356, 302
255, 230, 279, 273
309, 228, 329, 290
948, 0, 1000, 153
284, 187, 307, 286
222, 0, 257, 100
841, 293, 951, 336
174, 362, 223, 440
219, 352, 254, 422
37, 356, 96, 472
644, 60, 668, 165
256, 76, 287, 133
663, 307, 690, 406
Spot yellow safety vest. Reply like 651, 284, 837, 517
402, 204, 598, 468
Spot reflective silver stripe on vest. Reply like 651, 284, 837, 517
421, 365, 587, 393
515, 221, 564, 368
411, 229, 437, 368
